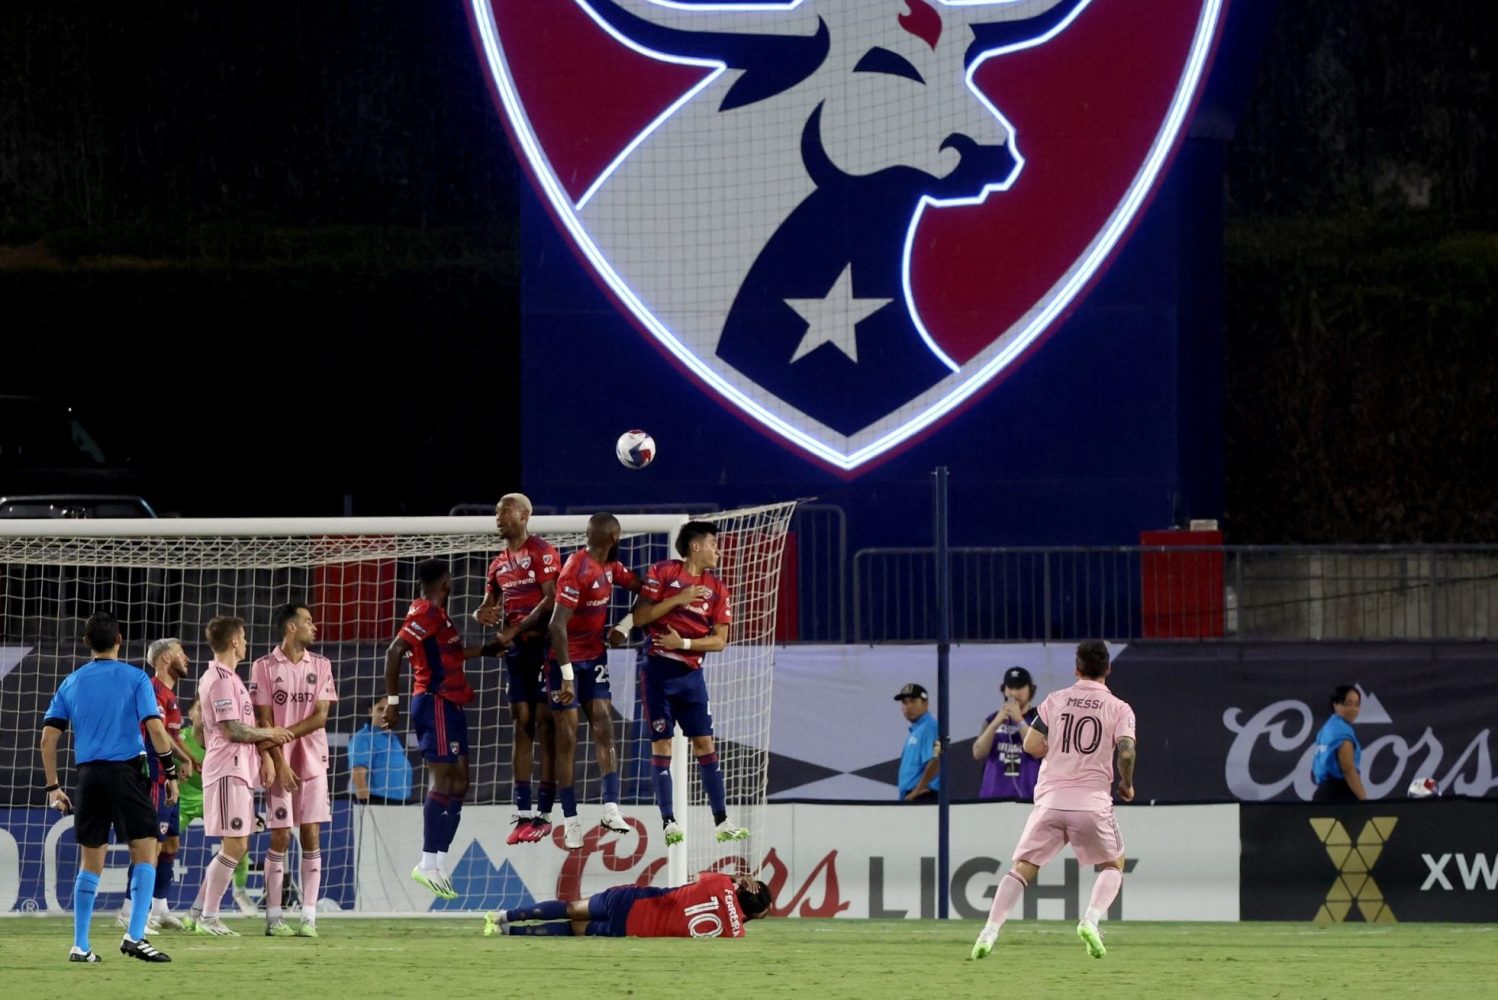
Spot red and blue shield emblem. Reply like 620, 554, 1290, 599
468, 0, 1228, 471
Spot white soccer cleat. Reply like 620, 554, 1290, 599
564, 816, 585, 850
412, 865, 459, 900
971, 923, 1001, 960
154, 912, 185, 932
193, 915, 240, 937
663, 820, 685, 846
714, 819, 750, 842
114, 909, 131, 930
600, 803, 630, 834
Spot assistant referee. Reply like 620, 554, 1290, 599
40, 611, 180, 964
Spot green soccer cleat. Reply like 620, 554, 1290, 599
970, 925, 999, 960
265, 919, 296, 938
663, 820, 685, 846
411, 866, 458, 900
482, 911, 506, 938
1077, 922, 1107, 959
295, 920, 318, 939
714, 819, 750, 843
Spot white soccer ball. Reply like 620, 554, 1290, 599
1406, 775, 1438, 798
616, 429, 656, 470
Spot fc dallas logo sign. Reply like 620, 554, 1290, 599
468, 0, 1227, 471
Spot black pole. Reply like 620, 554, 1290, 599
934, 466, 951, 920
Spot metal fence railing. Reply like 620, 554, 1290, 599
844, 546, 1498, 643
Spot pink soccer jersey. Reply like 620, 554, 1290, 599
1032, 679, 1136, 810
251, 646, 338, 778
198, 660, 261, 788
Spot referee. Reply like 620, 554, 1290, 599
40, 612, 180, 964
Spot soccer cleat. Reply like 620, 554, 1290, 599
663, 820, 685, 846
970, 924, 1000, 960
232, 886, 259, 914
564, 816, 585, 850
295, 920, 319, 939
181, 909, 200, 932
153, 912, 185, 931
193, 916, 240, 937
114, 909, 130, 930
411, 865, 458, 900
120, 936, 172, 962
1077, 922, 1107, 959
600, 804, 630, 834
482, 910, 509, 937
505, 813, 533, 846
68, 947, 102, 963
519, 816, 552, 844
265, 918, 296, 937
715, 819, 750, 842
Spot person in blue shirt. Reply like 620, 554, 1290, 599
894, 683, 941, 801
1311, 685, 1366, 802
40, 611, 180, 964
348, 698, 415, 803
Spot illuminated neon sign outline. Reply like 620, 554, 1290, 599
470, 0, 1225, 471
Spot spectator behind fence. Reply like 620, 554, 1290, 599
1312, 685, 1366, 802
348, 698, 416, 803
894, 683, 940, 802
974, 666, 1041, 800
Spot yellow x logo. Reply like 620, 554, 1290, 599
1309, 817, 1398, 924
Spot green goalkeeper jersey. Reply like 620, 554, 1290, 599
179, 722, 205, 815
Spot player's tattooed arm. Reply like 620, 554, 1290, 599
1116, 736, 1137, 798
222, 718, 293, 746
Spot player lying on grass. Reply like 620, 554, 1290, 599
483, 873, 772, 939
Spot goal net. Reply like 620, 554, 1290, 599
0, 502, 795, 916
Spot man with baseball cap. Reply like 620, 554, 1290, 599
894, 683, 940, 802
973, 666, 1041, 800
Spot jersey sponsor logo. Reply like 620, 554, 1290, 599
471, 0, 1225, 470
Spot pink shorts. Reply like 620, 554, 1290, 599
203, 776, 256, 838
265, 772, 331, 828
1011, 805, 1125, 867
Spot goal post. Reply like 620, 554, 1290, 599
0, 502, 795, 915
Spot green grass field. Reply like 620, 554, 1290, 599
1, 918, 1494, 999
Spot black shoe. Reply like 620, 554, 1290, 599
120, 936, 172, 962
68, 948, 101, 963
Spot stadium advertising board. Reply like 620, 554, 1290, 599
1240, 801, 1498, 923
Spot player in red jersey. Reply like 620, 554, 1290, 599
383, 559, 502, 900
546, 512, 642, 848
633, 520, 747, 846
473, 493, 561, 844
484, 872, 773, 938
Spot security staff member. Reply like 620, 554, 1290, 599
40, 612, 180, 964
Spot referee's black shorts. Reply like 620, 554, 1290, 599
75, 759, 158, 847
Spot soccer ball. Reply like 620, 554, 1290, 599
616, 429, 656, 469
1406, 776, 1438, 798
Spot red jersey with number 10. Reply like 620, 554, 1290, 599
398, 598, 473, 705
485, 535, 561, 636
554, 550, 639, 662
640, 560, 732, 670
625, 873, 748, 939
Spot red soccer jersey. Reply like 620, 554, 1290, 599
142, 675, 182, 783
640, 560, 732, 669
485, 535, 561, 636
398, 598, 473, 705
625, 874, 748, 939
553, 550, 639, 663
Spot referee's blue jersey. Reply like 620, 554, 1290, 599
44, 659, 161, 764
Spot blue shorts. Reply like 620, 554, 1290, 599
506, 635, 548, 705
545, 656, 611, 710
639, 655, 713, 740
152, 782, 180, 840
587, 885, 672, 937
412, 692, 468, 763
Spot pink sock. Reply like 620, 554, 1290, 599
1086, 868, 1123, 923
300, 850, 322, 916
264, 850, 286, 913
201, 852, 239, 918
986, 869, 1028, 928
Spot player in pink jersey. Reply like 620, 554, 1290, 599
187, 616, 294, 937
972, 640, 1138, 962
545, 512, 642, 848
252, 603, 338, 938
473, 493, 562, 843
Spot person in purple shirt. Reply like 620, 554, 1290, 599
974, 666, 1041, 800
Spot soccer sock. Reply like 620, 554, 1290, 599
233, 852, 249, 889
300, 850, 321, 918
601, 770, 621, 805
127, 862, 155, 941
538, 781, 557, 818
421, 852, 438, 870
507, 899, 571, 921
154, 851, 175, 907
1085, 868, 1123, 927
264, 849, 287, 917
559, 786, 577, 819
202, 851, 239, 918
985, 869, 1028, 931
443, 792, 465, 851
651, 756, 674, 821
423, 791, 451, 854
507, 921, 574, 936
123, 863, 134, 919
698, 753, 727, 822
514, 780, 532, 815
73, 870, 100, 952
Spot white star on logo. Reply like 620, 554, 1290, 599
785, 265, 891, 364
